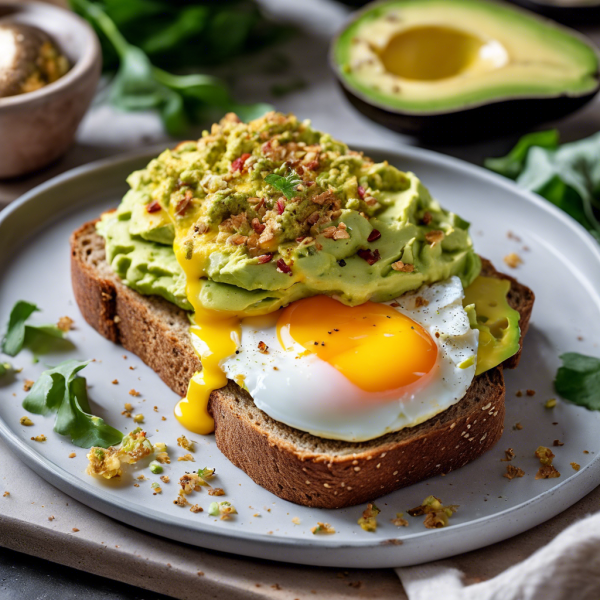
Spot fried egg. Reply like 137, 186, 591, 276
180, 276, 478, 442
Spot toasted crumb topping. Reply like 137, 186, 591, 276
553, 440, 564, 447
513, 422, 523, 430
570, 462, 581, 471
408, 495, 458, 529
503, 253, 522, 269
535, 446, 561, 479
128, 389, 140, 397
190, 504, 203, 513
23, 380, 34, 392
151, 482, 162, 494
112, 379, 119, 385
177, 435, 195, 451
292, 517, 301, 525
526, 389, 536, 397
68, 452, 76, 458
160, 475, 170, 483
31, 434, 46, 442
391, 513, 408, 527
503, 465, 525, 480
20, 416, 34, 426
501, 448, 515, 462
2, 492, 9, 497
311, 522, 335, 534
209, 501, 237, 520
133, 414, 144, 423
545, 399, 557, 409
57, 316, 74, 332
358, 502, 380, 532
208, 487, 225, 496
391, 260, 414, 272
178, 454, 195, 462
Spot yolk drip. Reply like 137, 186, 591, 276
173, 235, 241, 435
277, 296, 437, 394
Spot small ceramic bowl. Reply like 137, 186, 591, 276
0, 0, 101, 179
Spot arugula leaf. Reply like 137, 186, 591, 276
1, 301, 66, 358
71, 0, 272, 135
485, 131, 600, 241
23, 360, 123, 448
265, 173, 302, 199
485, 130, 559, 180
554, 352, 600, 411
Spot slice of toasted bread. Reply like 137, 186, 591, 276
71, 220, 534, 508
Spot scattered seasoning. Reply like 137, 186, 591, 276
276, 258, 292, 275
311, 522, 335, 535
257, 253, 273, 264
358, 502, 380, 532
292, 517, 301, 525
178, 454, 195, 462
571, 462, 581, 471
230, 153, 251, 173
535, 446, 560, 479
553, 440, 564, 447
128, 389, 140, 397
23, 380, 34, 392
160, 475, 170, 484
72, 528, 79, 532
513, 423, 523, 430
504, 253, 522, 269
408, 496, 458, 529
391, 260, 414, 272
357, 248, 380, 265
190, 504, 203, 513
501, 448, 515, 462
68, 453, 76, 458
56, 316, 74, 332
48, 516, 55, 521
177, 435, 195, 452
112, 379, 119, 385
391, 513, 408, 527
31, 434, 46, 442
526, 389, 536, 396
20, 416, 34, 426
425, 230, 444, 245
208, 487, 225, 497
146, 200, 162, 213
338, 259, 346, 267
2, 492, 9, 497
503, 465, 525, 480
367, 229, 381, 242
258, 341, 269, 354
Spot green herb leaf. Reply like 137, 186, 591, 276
0, 362, 11, 377
485, 130, 559, 180
2, 301, 39, 356
1, 300, 67, 358
265, 173, 302, 199
23, 360, 123, 448
485, 131, 600, 241
554, 352, 600, 411
70, 0, 273, 135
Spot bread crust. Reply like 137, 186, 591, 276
71, 221, 533, 508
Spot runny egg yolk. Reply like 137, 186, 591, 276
277, 296, 438, 394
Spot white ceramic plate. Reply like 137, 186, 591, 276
1, 147, 599, 569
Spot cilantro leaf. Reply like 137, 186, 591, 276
485, 130, 600, 241
554, 352, 600, 411
265, 173, 302, 199
1, 300, 66, 358
23, 360, 123, 448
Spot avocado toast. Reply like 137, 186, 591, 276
71, 112, 534, 508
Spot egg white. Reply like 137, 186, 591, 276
222, 277, 478, 442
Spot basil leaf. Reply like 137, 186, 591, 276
485, 130, 559, 180
486, 131, 600, 241
555, 352, 600, 411
265, 173, 302, 199
23, 360, 123, 448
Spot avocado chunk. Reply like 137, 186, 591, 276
463, 275, 520, 375
332, 0, 599, 139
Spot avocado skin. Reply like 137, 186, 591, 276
338, 82, 599, 142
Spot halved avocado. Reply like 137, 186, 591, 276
331, 0, 600, 140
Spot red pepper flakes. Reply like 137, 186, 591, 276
367, 229, 381, 242
357, 185, 366, 199
276, 198, 286, 215
277, 258, 292, 274
231, 153, 251, 173
258, 254, 273, 264
357, 249, 381, 265
146, 201, 162, 213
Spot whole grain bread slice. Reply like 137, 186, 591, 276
71, 220, 534, 508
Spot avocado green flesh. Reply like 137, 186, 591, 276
463, 276, 521, 375
334, 0, 599, 114
97, 112, 481, 315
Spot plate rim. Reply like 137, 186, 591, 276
1, 144, 599, 566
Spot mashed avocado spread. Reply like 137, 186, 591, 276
98, 112, 481, 314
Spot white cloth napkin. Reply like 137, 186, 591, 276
396, 511, 600, 600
